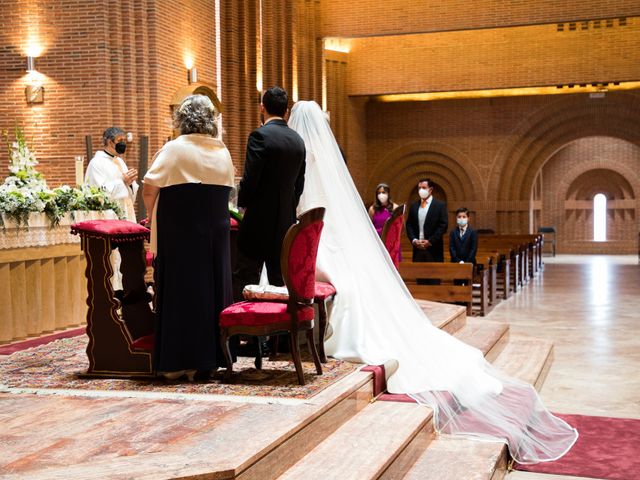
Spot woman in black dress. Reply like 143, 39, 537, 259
143, 94, 235, 381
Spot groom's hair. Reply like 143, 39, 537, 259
262, 86, 288, 117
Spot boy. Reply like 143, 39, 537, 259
449, 207, 477, 265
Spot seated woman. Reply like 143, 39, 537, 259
368, 183, 399, 236
142, 94, 235, 381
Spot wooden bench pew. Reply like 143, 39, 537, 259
481, 234, 543, 279
471, 256, 493, 316
442, 237, 499, 315
476, 237, 524, 290
399, 262, 474, 315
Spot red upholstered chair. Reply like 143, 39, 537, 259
381, 204, 406, 269
220, 208, 325, 385
243, 281, 335, 364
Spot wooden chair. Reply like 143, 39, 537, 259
220, 208, 325, 385
381, 204, 405, 268
538, 226, 556, 257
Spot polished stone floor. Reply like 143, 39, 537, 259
500, 255, 639, 480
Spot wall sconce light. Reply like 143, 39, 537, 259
187, 67, 198, 84
26, 56, 36, 72
25, 56, 44, 104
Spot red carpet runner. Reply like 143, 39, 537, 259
514, 413, 640, 480
0, 327, 85, 355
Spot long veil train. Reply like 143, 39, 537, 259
288, 100, 577, 464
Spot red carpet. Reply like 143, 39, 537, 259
515, 413, 640, 480
0, 327, 85, 355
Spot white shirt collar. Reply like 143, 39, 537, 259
264, 116, 284, 125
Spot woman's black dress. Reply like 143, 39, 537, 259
154, 183, 233, 372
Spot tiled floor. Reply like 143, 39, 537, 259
499, 255, 639, 480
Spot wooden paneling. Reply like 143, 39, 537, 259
0, 245, 88, 344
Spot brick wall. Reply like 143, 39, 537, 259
345, 18, 640, 96
0, 0, 217, 187
0, 0, 322, 187
321, 0, 640, 37
0, 1, 111, 186
364, 92, 640, 253
540, 137, 640, 253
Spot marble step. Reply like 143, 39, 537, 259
277, 401, 434, 480
402, 435, 508, 480
453, 320, 510, 362
416, 299, 467, 335
491, 334, 554, 390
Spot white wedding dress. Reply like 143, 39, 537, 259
288, 101, 577, 464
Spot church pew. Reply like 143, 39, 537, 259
398, 262, 474, 315
442, 237, 500, 314
479, 234, 543, 279
472, 260, 491, 316
478, 234, 541, 289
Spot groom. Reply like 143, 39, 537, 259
234, 86, 306, 302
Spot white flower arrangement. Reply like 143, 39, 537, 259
1, 126, 123, 229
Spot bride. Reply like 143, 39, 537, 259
287, 100, 577, 464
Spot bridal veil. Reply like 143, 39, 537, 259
288, 100, 577, 464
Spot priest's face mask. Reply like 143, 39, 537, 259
108, 135, 127, 155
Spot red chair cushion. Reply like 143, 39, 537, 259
220, 301, 314, 328
288, 220, 324, 299
314, 281, 336, 300
131, 333, 154, 351
71, 220, 150, 243
145, 251, 154, 267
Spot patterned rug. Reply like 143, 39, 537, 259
0, 335, 359, 400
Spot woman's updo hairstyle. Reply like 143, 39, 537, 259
173, 94, 218, 137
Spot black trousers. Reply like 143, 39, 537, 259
232, 248, 284, 303
232, 247, 289, 354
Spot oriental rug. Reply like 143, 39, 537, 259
514, 413, 640, 480
0, 335, 358, 400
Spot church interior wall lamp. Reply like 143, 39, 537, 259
25, 55, 44, 104
184, 56, 197, 85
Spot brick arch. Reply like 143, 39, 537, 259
566, 169, 635, 201
556, 161, 639, 206
367, 142, 480, 205
490, 93, 640, 201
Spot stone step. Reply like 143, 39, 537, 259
277, 401, 434, 480
402, 435, 508, 480
491, 334, 554, 390
399, 334, 550, 480
416, 299, 467, 335
453, 320, 510, 362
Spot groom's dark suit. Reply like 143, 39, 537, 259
235, 118, 306, 298
406, 198, 448, 262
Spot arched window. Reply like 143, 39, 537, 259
593, 193, 607, 242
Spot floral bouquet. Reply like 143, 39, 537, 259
0, 127, 122, 229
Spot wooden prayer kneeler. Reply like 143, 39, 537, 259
71, 220, 155, 377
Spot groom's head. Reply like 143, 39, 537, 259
261, 86, 288, 121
